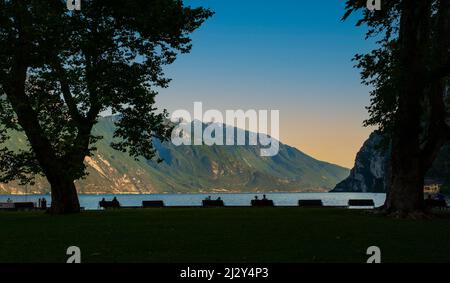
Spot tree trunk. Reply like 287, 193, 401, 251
47, 174, 81, 214
383, 0, 431, 216
385, 146, 425, 215
6, 0, 86, 215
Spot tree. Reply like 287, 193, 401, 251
344, 0, 450, 216
0, 0, 213, 214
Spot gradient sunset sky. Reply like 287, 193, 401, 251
156, 0, 375, 168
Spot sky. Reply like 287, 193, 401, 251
156, 0, 376, 168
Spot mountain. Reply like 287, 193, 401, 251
332, 133, 450, 194
0, 116, 350, 194
332, 133, 389, 193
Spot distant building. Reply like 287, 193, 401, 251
424, 178, 443, 194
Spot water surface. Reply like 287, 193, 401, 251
0, 193, 387, 210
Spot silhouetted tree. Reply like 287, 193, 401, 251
0, 0, 212, 214
344, 0, 450, 216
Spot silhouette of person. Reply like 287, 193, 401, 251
217, 197, 222, 201
254, 196, 259, 200
41, 198, 47, 209
112, 197, 119, 206
99, 198, 106, 208
263, 194, 267, 200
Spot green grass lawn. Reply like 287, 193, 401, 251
0, 208, 449, 263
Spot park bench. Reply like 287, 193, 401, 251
425, 199, 448, 210
99, 201, 121, 209
14, 202, 35, 210
0, 203, 15, 210
202, 200, 225, 207
348, 199, 375, 208
298, 200, 323, 207
142, 200, 165, 208
251, 199, 274, 207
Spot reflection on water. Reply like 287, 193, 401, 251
0, 193, 387, 210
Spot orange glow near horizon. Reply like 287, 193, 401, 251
280, 111, 374, 169
282, 128, 373, 169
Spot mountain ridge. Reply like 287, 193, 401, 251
0, 116, 350, 194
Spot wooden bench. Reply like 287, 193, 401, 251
202, 200, 225, 207
348, 199, 375, 208
142, 200, 165, 208
14, 202, 35, 210
251, 199, 274, 207
99, 201, 121, 209
298, 200, 323, 207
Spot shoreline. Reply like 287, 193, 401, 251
0, 191, 387, 196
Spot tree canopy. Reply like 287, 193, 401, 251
344, 0, 450, 215
0, 0, 213, 213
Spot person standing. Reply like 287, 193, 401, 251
41, 198, 47, 210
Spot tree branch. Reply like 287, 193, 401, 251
435, 0, 450, 78
82, 47, 102, 123
420, 0, 450, 170
6, 1, 61, 174
420, 79, 448, 169
52, 62, 85, 125
64, 49, 102, 166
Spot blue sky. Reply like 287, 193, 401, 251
156, 0, 376, 167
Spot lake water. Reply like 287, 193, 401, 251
0, 193, 387, 210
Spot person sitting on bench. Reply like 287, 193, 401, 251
437, 193, 446, 202
112, 197, 120, 207
99, 197, 121, 209
252, 195, 274, 207
202, 197, 224, 207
